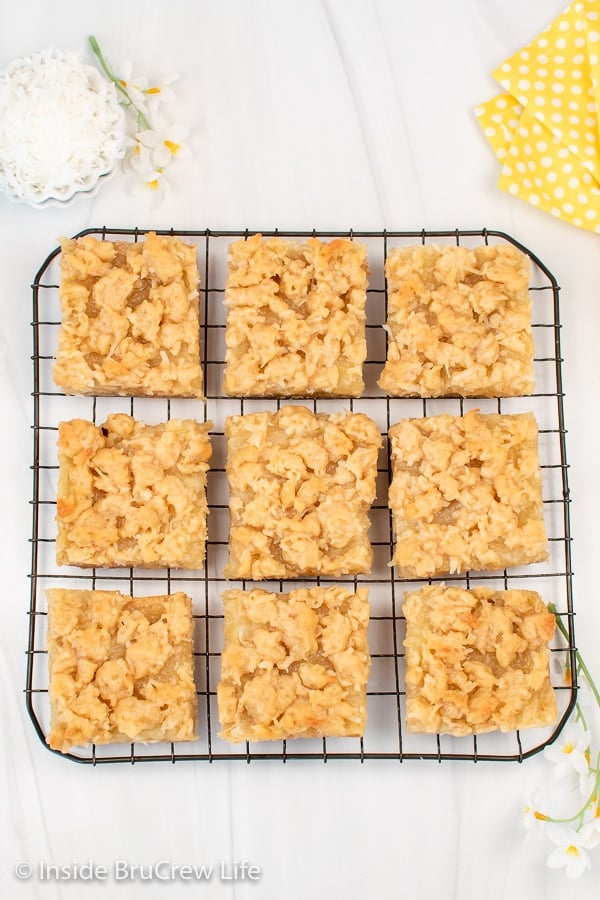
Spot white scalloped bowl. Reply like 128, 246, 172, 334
0, 48, 126, 208
1, 165, 121, 209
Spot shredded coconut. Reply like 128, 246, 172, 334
0, 47, 125, 204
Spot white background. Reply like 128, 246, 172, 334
1, 1, 599, 897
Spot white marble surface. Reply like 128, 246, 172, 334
2, 1, 600, 897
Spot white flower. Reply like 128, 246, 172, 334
547, 826, 594, 878
131, 167, 170, 207
517, 607, 600, 881
580, 817, 600, 849
544, 721, 592, 780
141, 73, 179, 108
576, 679, 598, 715
578, 767, 597, 799
117, 60, 151, 114
124, 136, 155, 177
522, 795, 549, 830
136, 125, 191, 169
88, 37, 187, 205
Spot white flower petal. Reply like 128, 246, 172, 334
578, 768, 597, 797
547, 846, 569, 869
522, 805, 537, 829
566, 848, 591, 879
119, 60, 134, 81
545, 826, 594, 879
544, 723, 592, 782
576, 680, 597, 712
172, 143, 192, 160
130, 169, 168, 207
124, 84, 149, 112
136, 129, 161, 149
572, 754, 592, 776
147, 85, 176, 106
547, 825, 578, 847
580, 819, 600, 849
152, 144, 172, 169
167, 123, 190, 142
129, 152, 155, 176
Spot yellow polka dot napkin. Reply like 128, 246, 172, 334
475, 0, 600, 233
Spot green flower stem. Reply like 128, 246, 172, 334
549, 604, 600, 709
538, 605, 600, 830
88, 35, 151, 131
540, 752, 600, 826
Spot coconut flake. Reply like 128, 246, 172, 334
0, 47, 125, 203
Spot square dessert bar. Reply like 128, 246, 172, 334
378, 243, 534, 397
56, 414, 212, 569
53, 231, 203, 397
217, 586, 370, 742
222, 233, 368, 397
223, 405, 381, 579
388, 410, 548, 577
46, 588, 197, 753
403, 583, 557, 735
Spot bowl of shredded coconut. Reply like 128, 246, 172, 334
0, 47, 126, 207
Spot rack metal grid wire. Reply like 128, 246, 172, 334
27, 227, 577, 765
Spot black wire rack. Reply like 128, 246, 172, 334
27, 227, 577, 765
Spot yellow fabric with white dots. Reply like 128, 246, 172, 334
475, 0, 600, 233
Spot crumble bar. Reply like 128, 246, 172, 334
403, 583, 557, 735
46, 588, 197, 753
223, 234, 368, 396
56, 414, 212, 569
53, 231, 203, 397
388, 410, 548, 577
378, 243, 534, 397
223, 405, 381, 579
217, 586, 370, 742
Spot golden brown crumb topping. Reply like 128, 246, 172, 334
53, 232, 203, 397
378, 243, 534, 397
217, 586, 370, 742
223, 405, 381, 579
403, 583, 557, 735
56, 414, 212, 569
46, 588, 197, 753
223, 234, 368, 397
388, 410, 548, 577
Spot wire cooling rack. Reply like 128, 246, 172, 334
27, 227, 577, 764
